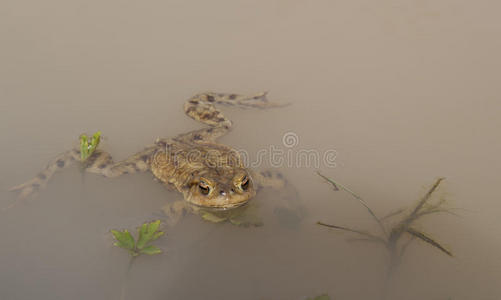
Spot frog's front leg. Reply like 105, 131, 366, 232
161, 200, 196, 226
198, 202, 264, 227
226, 201, 264, 227
162, 200, 264, 227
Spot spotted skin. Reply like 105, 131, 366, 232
10, 149, 79, 199
10, 92, 291, 223
252, 169, 288, 190
177, 91, 287, 144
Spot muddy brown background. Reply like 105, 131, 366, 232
1, 1, 500, 299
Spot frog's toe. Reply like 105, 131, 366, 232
229, 218, 264, 227
200, 211, 228, 223
9, 179, 43, 200
161, 201, 189, 227
229, 213, 264, 227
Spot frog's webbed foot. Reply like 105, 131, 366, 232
212, 91, 289, 109
161, 201, 193, 227
199, 201, 264, 227
228, 202, 264, 227
252, 169, 306, 229
252, 169, 288, 190
9, 178, 44, 200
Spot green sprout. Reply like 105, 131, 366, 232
112, 220, 165, 300
111, 220, 164, 257
79, 131, 101, 162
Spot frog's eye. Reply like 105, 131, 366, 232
198, 181, 211, 195
240, 176, 250, 191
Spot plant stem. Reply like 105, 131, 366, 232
409, 177, 445, 218
120, 257, 136, 300
317, 222, 385, 244
80, 167, 86, 202
317, 172, 388, 237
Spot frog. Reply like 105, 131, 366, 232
10, 92, 301, 226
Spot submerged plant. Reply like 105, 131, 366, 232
111, 220, 164, 257
316, 173, 454, 280
111, 220, 165, 300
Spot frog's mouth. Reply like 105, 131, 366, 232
185, 186, 256, 210
189, 198, 250, 211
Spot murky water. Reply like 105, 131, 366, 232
1, 1, 500, 299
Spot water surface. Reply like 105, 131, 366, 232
1, 1, 500, 299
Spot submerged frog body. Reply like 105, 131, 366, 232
11, 92, 292, 224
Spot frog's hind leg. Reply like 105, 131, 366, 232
161, 200, 195, 227
251, 169, 288, 191
10, 146, 157, 199
206, 92, 288, 109
179, 92, 287, 143
84, 146, 157, 178
252, 169, 306, 228
9, 149, 81, 199
173, 126, 230, 144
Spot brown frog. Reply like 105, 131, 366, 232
11, 92, 295, 225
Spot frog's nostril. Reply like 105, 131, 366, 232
219, 190, 226, 196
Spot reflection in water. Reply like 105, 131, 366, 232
1, 1, 500, 299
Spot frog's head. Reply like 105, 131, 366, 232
184, 168, 256, 209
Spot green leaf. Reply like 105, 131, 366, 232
139, 245, 162, 255
136, 220, 162, 250
111, 220, 164, 259
79, 134, 89, 161
79, 131, 101, 162
91, 131, 101, 147
88, 131, 101, 156
147, 220, 161, 235
111, 229, 135, 250
150, 231, 165, 242
136, 223, 147, 247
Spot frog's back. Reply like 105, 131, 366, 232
11, 91, 281, 209
150, 138, 245, 190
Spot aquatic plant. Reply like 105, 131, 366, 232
111, 220, 164, 257
77, 131, 102, 200
316, 173, 454, 298
111, 220, 165, 300
79, 131, 101, 163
